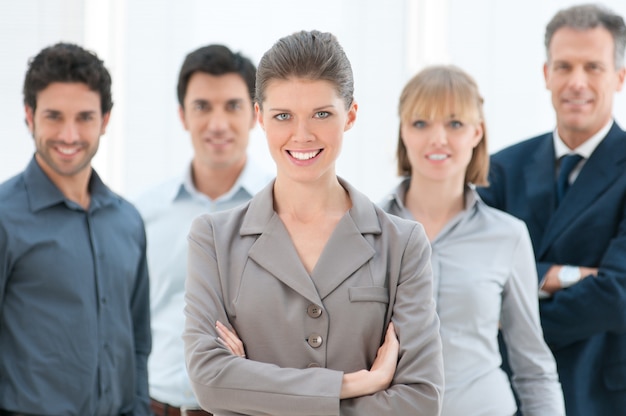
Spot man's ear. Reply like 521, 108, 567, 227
616, 66, 625, 92
25, 105, 35, 134
249, 104, 257, 130
543, 62, 550, 89
178, 105, 189, 130
100, 112, 111, 135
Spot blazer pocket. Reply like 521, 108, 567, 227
348, 286, 389, 303
604, 362, 626, 391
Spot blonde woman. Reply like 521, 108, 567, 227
381, 65, 565, 416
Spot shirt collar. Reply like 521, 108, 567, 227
174, 157, 270, 204
388, 177, 480, 217
24, 155, 117, 213
553, 119, 613, 159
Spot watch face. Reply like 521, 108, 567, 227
559, 266, 579, 286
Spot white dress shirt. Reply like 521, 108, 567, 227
553, 119, 612, 182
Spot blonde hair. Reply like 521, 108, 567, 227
396, 65, 489, 186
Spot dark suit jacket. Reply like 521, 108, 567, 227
478, 122, 626, 416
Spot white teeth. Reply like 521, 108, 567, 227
57, 147, 78, 155
427, 154, 448, 160
290, 150, 320, 160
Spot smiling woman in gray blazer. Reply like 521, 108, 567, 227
381, 66, 565, 416
182, 30, 444, 416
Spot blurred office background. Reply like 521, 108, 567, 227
1, 0, 625, 201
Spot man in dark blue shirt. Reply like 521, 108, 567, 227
0, 43, 151, 415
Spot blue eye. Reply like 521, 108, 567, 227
412, 120, 427, 128
275, 113, 290, 121
449, 120, 463, 128
315, 111, 330, 119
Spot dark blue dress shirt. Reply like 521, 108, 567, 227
0, 157, 151, 415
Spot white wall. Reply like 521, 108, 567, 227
0, 0, 85, 186
1, 0, 625, 202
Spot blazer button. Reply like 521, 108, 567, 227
307, 304, 322, 318
307, 334, 323, 348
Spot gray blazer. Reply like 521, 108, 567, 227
183, 178, 444, 416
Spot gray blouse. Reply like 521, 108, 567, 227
382, 179, 564, 416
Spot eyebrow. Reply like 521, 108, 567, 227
190, 98, 246, 105
267, 104, 337, 112
41, 109, 97, 116
190, 99, 209, 105
552, 59, 606, 66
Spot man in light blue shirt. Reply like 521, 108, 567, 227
0, 43, 151, 415
134, 44, 273, 416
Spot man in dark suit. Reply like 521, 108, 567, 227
478, 4, 626, 416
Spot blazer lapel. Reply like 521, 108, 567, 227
241, 182, 321, 304
247, 214, 322, 304
242, 177, 381, 303
312, 213, 376, 299
312, 179, 380, 299
524, 135, 557, 232
539, 123, 626, 256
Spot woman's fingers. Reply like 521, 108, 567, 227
369, 322, 399, 388
216, 321, 246, 357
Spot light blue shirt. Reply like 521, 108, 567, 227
134, 159, 274, 407
382, 180, 565, 416
0, 157, 151, 415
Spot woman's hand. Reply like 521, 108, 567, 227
370, 322, 400, 386
340, 322, 399, 399
216, 319, 400, 399
216, 320, 246, 358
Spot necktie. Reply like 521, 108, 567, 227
556, 153, 583, 204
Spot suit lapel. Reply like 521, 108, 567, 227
524, 135, 557, 232
241, 182, 321, 304
312, 212, 376, 299
247, 214, 323, 305
311, 179, 381, 299
242, 177, 382, 304
539, 123, 626, 256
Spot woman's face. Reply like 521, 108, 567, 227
256, 78, 357, 185
400, 110, 482, 185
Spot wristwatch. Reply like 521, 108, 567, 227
558, 265, 580, 287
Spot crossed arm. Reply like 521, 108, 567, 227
216, 320, 401, 399
540, 266, 598, 294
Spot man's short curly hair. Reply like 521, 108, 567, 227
23, 42, 113, 114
